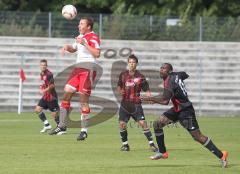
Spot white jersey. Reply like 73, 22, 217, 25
72, 31, 101, 64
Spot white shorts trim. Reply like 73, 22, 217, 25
65, 84, 77, 92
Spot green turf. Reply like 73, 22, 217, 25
0, 112, 239, 174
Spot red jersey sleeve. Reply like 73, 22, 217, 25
85, 33, 100, 49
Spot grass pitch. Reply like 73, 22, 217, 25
0, 112, 239, 174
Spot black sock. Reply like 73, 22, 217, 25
204, 137, 223, 159
38, 112, 50, 126
154, 128, 166, 153
143, 129, 153, 143
120, 129, 128, 143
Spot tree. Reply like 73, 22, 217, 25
0, 0, 240, 17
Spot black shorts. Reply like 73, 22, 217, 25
163, 105, 199, 132
37, 98, 59, 112
118, 101, 145, 123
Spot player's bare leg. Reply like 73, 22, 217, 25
119, 121, 130, 151
189, 129, 228, 168
77, 93, 90, 141
50, 111, 59, 125
138, 120, 158, 152
35, 106, 51, 133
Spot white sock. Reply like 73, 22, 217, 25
81, 128, 88, 133
81, 114, 88, 133
149, 141, 154, 144
43, 120, 49, 125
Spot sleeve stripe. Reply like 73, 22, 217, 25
90, 39, 100, 49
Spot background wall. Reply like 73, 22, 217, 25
0, 36, 240, 116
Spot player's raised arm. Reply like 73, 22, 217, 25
141, 92, 171, 105
75, 37, 100, 58
60, 44, 77, 56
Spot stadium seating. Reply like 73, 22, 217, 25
0, 36, 240, 116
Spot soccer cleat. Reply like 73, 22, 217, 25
48, 127, 66, 135
150, 152, 168, 160
149, 143, 158, 152
40, 125, 52, 133
220, 151, 228, 168
76, 131, 88, 141
120, 144, 130, 151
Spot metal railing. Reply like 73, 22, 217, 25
1, 11, 240, 41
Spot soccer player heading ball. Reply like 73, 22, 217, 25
49, 17, 101, 140
141, 63, 228, 168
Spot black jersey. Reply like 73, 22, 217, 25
40, 69, 58, 101
163, 71, 192, 112
118, 70, 149, 104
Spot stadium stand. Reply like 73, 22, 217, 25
0, 36, 240, 116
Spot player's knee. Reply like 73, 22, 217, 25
138, 120, 146, 127
62, 92, 73, 101
80, 99, 89, 107
153, 120, 164, 130
35, 106, 42, 114
50, 112, 58, 118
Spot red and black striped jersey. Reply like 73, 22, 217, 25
163, 71, 192, 112
40, 69, 57, 101
118, 70, 149, 104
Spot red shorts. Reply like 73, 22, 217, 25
66, 68, 96, 96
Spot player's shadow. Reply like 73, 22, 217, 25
167, 148, 195, 152
125, 164, 189, 168
124, 163, 237, 168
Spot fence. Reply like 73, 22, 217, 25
1, 11, 240, 41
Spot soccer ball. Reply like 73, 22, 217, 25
62, 4, 77, 20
